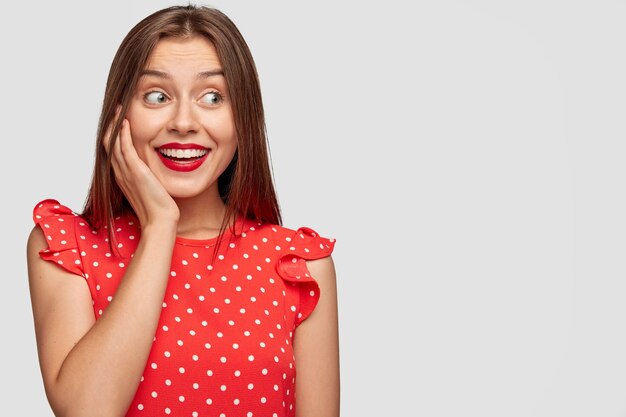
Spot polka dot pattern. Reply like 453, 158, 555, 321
32, 199, 335, 416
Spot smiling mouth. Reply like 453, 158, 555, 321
156, 144, 210, 172
159, 148, 209, 161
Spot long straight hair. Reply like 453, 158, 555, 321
82, 5, 281, 247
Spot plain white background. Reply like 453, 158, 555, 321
2, 0, 626, 415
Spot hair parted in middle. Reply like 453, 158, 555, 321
82, 5, 281, 243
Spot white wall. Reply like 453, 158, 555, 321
3, 1, 625, 415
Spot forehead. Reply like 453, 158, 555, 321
145, 36, 222, 70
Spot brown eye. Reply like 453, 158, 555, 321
201, 92, 223, 105
144, 91, 168, 104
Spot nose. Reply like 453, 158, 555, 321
167, 100, 200, 135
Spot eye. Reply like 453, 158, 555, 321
144, 91, 168, 104
201, 91, 223, 105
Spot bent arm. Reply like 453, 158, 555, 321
294, 255, 340, 417
27, 223, 177, 417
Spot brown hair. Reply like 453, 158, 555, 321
82, 5, 281, 244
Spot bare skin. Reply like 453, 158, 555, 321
27, 36, 339, 417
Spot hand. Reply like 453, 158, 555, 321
103, 111, 180, 228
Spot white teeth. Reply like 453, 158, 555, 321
159, 148, 208, 158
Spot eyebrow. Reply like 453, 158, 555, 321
140, 69, 225, 79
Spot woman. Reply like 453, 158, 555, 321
26, 5, 339, 417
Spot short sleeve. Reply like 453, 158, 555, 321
276, 227, 335, 327
32, 199, 84, 277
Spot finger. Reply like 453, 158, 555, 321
103, 106, 122, 155
112, 119, 125, 168
118, 119, 143, 168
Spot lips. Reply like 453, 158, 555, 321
156, 142, 210, 172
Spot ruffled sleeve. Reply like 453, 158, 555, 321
32, 199, 84, 277
276, 227, 335, 327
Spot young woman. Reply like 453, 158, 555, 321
26, 5, 339, 417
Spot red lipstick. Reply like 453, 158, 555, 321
157, 143, 210, 172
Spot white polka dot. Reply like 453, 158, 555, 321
193, 383, 199, 389
151, 363, 157, 369
220, 385, 227, 391
262, 368, 268, 375
106, 272, 112, 278
248, 383, 254, 389
179, 396, 185, 402
179, 367, 185, 374
192, 412, 198, 417
220, 356, 227, 363
233, 343, 239, 349
207, 370, 213, 376
234, 398, 240, 405
137, 404, 144, 410
165, 408, 171, 415
165, 379, 172, 386
193, 253, 199, 258
92, 261, 99, 267
151, 391, 158, 398
248, 355, 255, 361
206, 398, 213, 405
192, 355, 199, 361
234, 370, 241, 377
261, 397, 267, 403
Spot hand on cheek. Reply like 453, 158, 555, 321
104, 114, 180, 228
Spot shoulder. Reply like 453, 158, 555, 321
247, 222, 336, 258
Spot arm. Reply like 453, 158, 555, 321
294, 255, 340, 417
27, 221, 177, 417
27, 117, 181, 417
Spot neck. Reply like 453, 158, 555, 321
173, 189, 231, 239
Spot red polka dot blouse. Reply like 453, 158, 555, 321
33, 199, 335, 417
